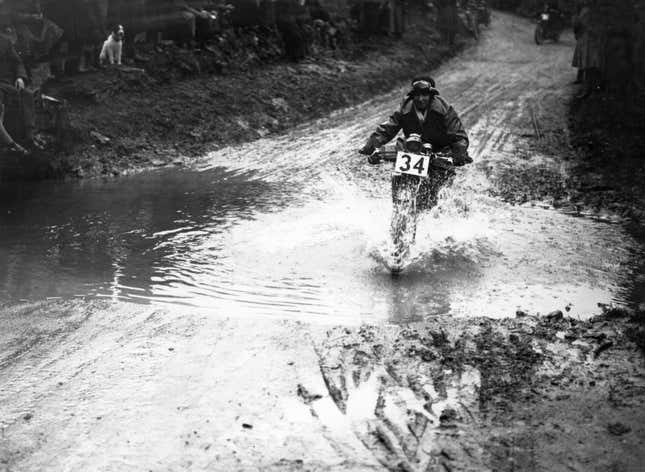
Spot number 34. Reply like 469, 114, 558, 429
398, 154, 426, 175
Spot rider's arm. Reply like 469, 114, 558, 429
360, 108, 403, 155
443, 102, 470, 162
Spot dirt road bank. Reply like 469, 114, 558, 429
566, 96, 645, 224
5, 10, 469, 180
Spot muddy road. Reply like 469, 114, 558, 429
1, 12, 644, 472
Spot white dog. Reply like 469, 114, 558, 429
99, 25, 125, 65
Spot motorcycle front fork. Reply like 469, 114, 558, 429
390, 175, 422, 259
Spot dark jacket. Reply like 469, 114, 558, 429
363, 93, 469, 157
0, 36, 27, 85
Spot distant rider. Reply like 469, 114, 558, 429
541, 2, 563, 32
359, 76, 471, 166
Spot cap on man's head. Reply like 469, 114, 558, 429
410, 76, 437, 96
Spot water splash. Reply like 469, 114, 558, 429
368, 181, 498, 275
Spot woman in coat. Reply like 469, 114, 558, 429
572, 0, 602, 97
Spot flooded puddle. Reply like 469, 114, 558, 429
0, 127, 640, 322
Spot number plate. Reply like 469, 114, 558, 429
394, 152, 430, 178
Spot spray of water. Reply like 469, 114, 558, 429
367, 172, 498, 275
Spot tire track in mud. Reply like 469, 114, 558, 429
303, 311, 645, 472
282, 12, 643, 472
305, 321, 546, 472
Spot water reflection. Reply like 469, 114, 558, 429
0, 160, 641, 323
0, 167, 295, 303
1, 56, 643, 322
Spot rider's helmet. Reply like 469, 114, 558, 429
405, 133, 423, 153
410, 76, 437, 96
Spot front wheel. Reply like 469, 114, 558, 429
390, 175, 419, 270
534, 25, 544, 45
390, 204, 417, 270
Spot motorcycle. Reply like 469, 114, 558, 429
369, 135, 460, 274
534, 9, 563, 45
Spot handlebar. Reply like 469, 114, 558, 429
371, 150, 398, 162
368, 149, 457, 168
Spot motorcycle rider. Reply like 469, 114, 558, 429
540, 1, 563, 33
359, 76, 471, 166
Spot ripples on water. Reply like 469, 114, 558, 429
0, 110, 641, 322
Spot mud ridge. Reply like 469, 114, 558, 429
310, 308, 645, 471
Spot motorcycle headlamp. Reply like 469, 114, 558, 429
406, 133, 423, 152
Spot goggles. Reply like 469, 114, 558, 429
411, 79, 434, 95
412, 80, 432, 89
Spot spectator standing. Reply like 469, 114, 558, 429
275, 0, 307, 60
0, 21, 35, 154
148, 0, 197, 45
388, 0, 405, 37
572, 0, 602, 98
42, 0, 107, 72
596, 0, 634, 96
78, 0, 108, 70
12, 0, 64, 64
436, 0, 458, 48
572, 1, 584, 83
461, 0, 479, 39
183, 1, 227, 43
634, 1, 645, 95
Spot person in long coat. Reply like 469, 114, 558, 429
0, 28, 33, 154
436, 0, 458, 48
42, 0, 107, 71
572, 3, 584, 82
12, 0, 64, 62
572, 0, 602, 97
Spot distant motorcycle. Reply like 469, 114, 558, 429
534, 9, 564, 44
369, 135, 465, 273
